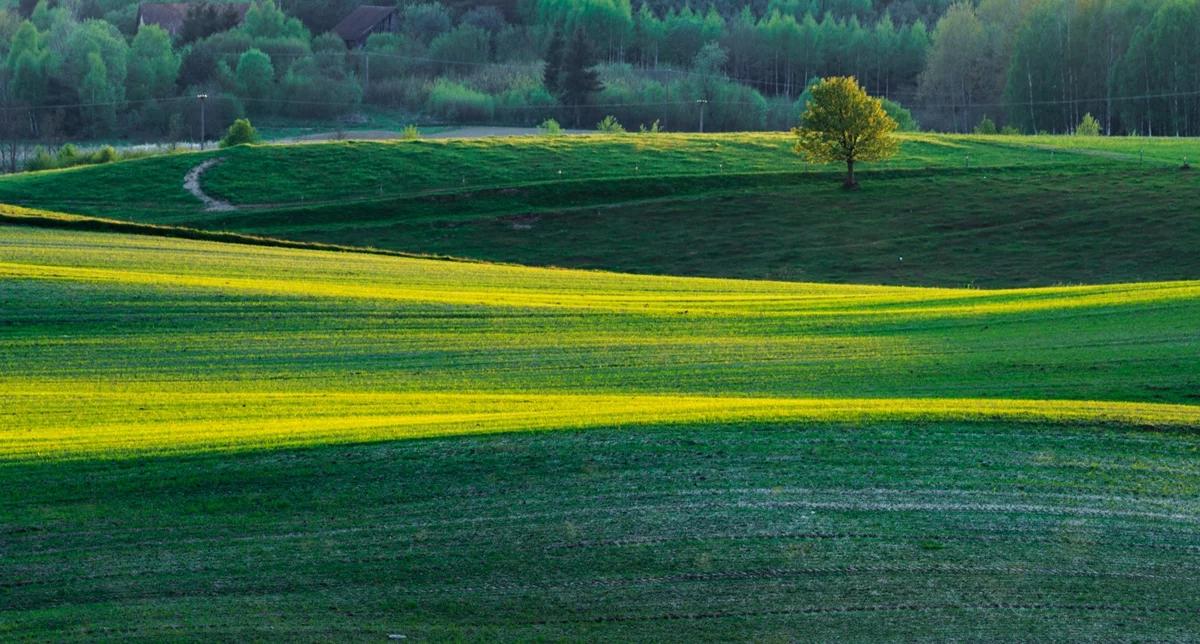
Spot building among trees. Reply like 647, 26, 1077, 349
334, 5, 399, 49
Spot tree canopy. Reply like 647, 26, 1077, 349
793, 76, 898, 188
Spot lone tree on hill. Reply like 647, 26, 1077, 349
793, 76, 899, 190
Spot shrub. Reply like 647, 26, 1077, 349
694, 79, 768, 131
23, 143, 122, 172
639, 119, 662, 134
91, 145, 118, 164
426, 79, 494, 122
56, 144, 81, 165
494, 85, 557, 124
1000, 125, 1020, 135
538, 118, 562, 135
401, 124, 420, 139
974, 116, 997, 135
881, 98, 920, 132
25, 148, 56, 172
596, 115, 625, 133
464, 63, 542, 95
592, 67, 673, 131
367, 77, 429, 109
1076, 113, 1101, 136
220, 118, 260, 147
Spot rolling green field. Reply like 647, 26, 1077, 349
3, 225, 1199, 639
4, 132, 1200, 639
3, 133, 1199, 286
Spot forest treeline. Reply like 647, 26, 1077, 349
2, 0, 1200, 159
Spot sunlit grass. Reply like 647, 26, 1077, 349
3, 227, 1198, 463
5, 387, 1198, 461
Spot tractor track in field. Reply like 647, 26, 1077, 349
12, 488, 1200, 558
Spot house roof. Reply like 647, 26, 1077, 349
334, 5, 397, 43
137, 3, 249, 36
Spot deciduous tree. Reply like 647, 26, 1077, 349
126, 24, 179, 102
793, 76, 898, 189
918, 2, 990, 132
235, 48, 274, 108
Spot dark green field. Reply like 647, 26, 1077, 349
3, 134, 1200, 640
9, 422, 1200, 640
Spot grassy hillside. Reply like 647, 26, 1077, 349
4, 133, 1199, 286
0, 134, 1089, 217
3, 227, 1199, 638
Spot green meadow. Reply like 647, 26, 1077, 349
3, 133, 1199, 286
2, 133, 1200, 639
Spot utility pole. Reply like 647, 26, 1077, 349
196, 93, 208, 149
696, 99, 708, 133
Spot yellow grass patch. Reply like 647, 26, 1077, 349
6, 388, 1198, 461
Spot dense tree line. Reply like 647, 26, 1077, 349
919, 0, 1200, 135
3, 0, 1200, 165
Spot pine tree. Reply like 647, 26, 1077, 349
1076, 113, 1101, 137
559, 29, 604, 127
542, 30, 565, 97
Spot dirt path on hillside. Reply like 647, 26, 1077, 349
184, 158, 236, 212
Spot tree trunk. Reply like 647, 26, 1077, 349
844, 158, 858, 190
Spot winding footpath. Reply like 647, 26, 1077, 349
183, 158, 236, 212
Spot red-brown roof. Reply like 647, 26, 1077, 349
334, 5, 397, 43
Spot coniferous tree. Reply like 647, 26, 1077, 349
542, 29, 565, 97
558, 28, 604, 126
